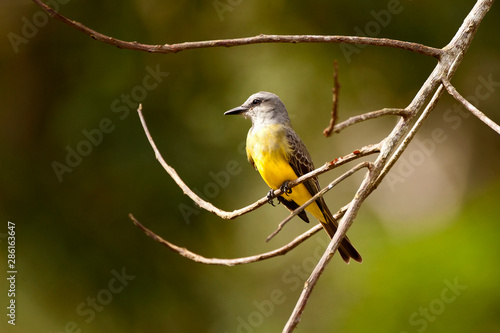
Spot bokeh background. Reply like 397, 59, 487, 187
1, 0, 500, 332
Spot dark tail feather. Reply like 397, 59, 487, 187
320, 202, 362, 264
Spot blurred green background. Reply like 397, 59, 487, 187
1, 0, 500, 332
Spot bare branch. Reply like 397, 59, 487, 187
32, 0, 442, 58
129, 213, 323, 266
266, 162, 372, 242
332, 108, 410, 134
136, 104, 248, 219
323, 60, 341, 137
442, 77, 500, 135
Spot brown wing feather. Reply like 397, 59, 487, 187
285, 131, 320, 196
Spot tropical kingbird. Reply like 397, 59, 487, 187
225, 91, 361, 263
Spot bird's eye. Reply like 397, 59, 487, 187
252, 99, 261, 105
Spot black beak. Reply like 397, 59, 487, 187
224, 106, 248, 116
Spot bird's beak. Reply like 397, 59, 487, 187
224, 106, 249, 116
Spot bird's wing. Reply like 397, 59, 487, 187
285, 129, 335, 220
285, 130, 322, 197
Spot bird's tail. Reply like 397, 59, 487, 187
319, 201, 362, 264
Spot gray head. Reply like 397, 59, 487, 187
224, 91, 291, 126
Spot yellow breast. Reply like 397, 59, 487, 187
246, 124, 325, 223
246, 124, 297, 190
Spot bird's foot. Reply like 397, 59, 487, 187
280, 181, 293, 196
267, 190, 276, 206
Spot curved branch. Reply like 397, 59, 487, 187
129, 213, 323, 266
32, 0, 442, 58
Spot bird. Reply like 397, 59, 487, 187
224, 91, 362, 263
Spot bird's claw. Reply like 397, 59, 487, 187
268, 183, 291, 206
280, 181, 292, 196
267, 190, 276, 206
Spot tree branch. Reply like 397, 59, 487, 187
331, 108, 410, 134
323, 60, 341, 137
129, 213, 323, 266
32, 0, 443, 58
442, 77, 500, 135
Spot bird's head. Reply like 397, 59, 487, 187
224, 91, 290, 126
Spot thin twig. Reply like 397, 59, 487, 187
32, 0, 443, 58
442, 77, 500, 135
332, 108, 410, 134
323, 60, 341, 137
266, 162, 372, 242
129, 213, 323, 266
